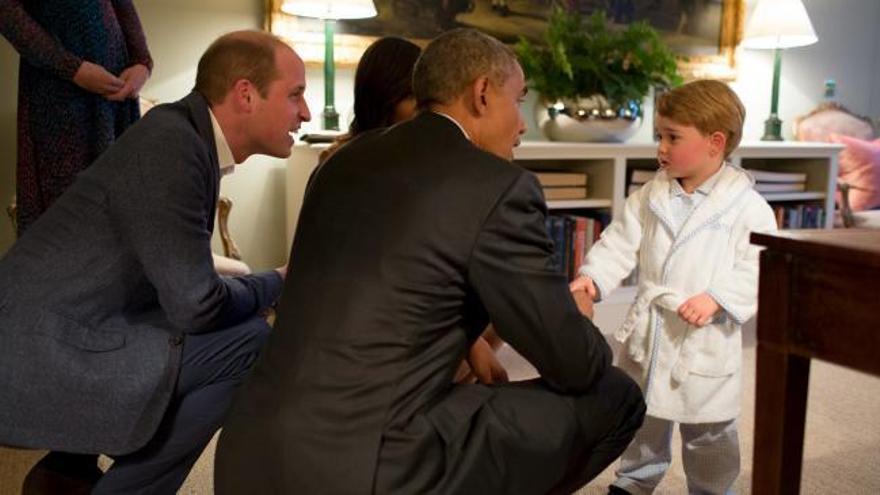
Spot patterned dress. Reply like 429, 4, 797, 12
0, 0, 152, 234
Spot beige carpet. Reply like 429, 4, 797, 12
2, 323, 879, 494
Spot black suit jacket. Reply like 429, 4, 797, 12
215, 112, 611, 493
0, 92, 282, 455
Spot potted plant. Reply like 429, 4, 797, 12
516, 5, 682, 142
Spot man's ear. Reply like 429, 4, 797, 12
471, 76, 490, 117
231, 79, 256, 112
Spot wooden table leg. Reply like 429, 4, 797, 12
752, 343, 811, 494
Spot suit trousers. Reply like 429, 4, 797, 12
374, 366, 646, 495
612, 415, 740, 495
92, 316, 271, 494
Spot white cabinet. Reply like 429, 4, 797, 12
513, 141, 842, 228
286, 140, 842, 249
286, 140, 842, 333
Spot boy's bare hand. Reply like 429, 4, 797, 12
677, 292, 720, 327
571, 287, 595, 319
569, 275, 597, 300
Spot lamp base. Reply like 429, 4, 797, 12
322, 106, 339, 131
761, 115, 783, 141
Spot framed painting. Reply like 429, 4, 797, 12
266, 0, 744, 79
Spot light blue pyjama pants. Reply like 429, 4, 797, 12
611, 415, 740, 495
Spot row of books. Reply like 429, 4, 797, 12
626, 168, 811, 195
773, 204, 826, 229
627, 169, 654, 195
535, 172, 589, 200
751, 169, 809, 193
544, 213, 610, 280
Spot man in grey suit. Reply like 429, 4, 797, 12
0, 30, 310, 493
216, 29, 645, 494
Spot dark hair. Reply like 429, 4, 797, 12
349, 37, 421, 136
413, 28, 516, 110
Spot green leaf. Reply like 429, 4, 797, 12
516, 1, 682, 104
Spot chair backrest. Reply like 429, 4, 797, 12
6, 197, 16, 236
794, 102, 880, 225
217, 195, 242, 260
793, 102, 876, 142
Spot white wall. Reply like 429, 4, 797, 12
134, 0, 293, 272
522, 0, 880, 143
730, 0, 880, 141
2, 0, 879, 267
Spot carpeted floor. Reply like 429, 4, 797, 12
2, 322, 879, 494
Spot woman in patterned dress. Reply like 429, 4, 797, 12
1, 0, 152, 235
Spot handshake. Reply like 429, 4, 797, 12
568, 276, 597, 320
568, 276, 721, 327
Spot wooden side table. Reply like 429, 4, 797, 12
750, 229, 880, 494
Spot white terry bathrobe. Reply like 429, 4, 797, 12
581, 164, 777, 423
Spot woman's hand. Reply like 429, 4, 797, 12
106, 63, 151, 101
73, 61, 124, 95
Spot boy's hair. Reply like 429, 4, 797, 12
656, 79, 745, 158
195, 30, 289, 104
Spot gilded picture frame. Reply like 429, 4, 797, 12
265, 0, 745, 80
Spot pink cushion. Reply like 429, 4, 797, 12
832, 134, 880, 211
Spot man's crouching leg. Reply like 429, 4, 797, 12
93, 316, 271, 495
549, 366, 646, 495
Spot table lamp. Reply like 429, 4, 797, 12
741, 0, 818, 141
281, 0, 377, 130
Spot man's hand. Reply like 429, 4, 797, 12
106, 64, 151, 101
571, 287, 595, 319
570, 275, 597, 300
73, 61, 124, 96
466, 336, 508, 385
677, 292, 720, 327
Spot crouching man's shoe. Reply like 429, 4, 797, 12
22, 452, 102, 495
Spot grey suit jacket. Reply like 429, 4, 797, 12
0, 92, 282, 455
215, 112, 611, 493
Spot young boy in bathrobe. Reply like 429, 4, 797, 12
571, 80, 777, 495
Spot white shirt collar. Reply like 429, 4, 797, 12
432, 111, 471, 140
209, 108, 236, 176
670, 163, 725, 198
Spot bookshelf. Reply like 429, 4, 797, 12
514, 141, 842, 228
286, 140, 841, 332
546, 199, 613, 209
287, 140, 843, 248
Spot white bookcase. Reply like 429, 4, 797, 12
286, 140, 842, 332
286, 141, 843, 239
513, 141, 842, 228
287, 140, 842, 247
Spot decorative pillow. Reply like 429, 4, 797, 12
832, 134, 880, 211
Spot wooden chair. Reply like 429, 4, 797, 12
793, 102, 878, 227
6, 198, 15, 234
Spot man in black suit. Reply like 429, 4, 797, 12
0, 31, 310, 493
216, 28, 645, 494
